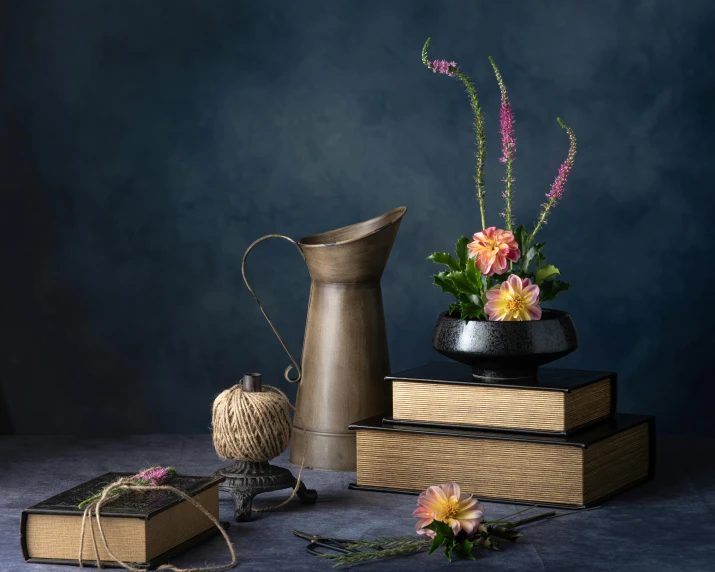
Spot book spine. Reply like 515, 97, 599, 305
20, 511, 28, 562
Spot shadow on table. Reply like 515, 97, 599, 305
608, 436, 715, 508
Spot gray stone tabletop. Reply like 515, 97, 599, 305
1, 434, 714, 571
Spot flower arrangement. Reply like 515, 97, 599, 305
303, 481, 593, 566
423, 38, 576, 321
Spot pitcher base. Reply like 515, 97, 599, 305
289, 426, 356, 472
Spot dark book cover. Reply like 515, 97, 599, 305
387, 362, 617, 393
351, 413, 651, 447
21, 472, 226, 569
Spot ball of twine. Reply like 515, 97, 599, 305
211, 383, 292, 463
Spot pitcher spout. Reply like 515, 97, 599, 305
298, 206, 407, 283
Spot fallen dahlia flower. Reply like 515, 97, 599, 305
412, 482, 485, 537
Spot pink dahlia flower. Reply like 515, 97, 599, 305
412, 482, 485, 538
485, 274, 542, 321
467, 227, 520, 276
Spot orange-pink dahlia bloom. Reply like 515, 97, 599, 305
485, 274, 542, 321
412, 482, 485, 538
467, 227, 520, 276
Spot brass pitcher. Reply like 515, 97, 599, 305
242, 206, 407, 471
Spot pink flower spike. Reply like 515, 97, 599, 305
432, 59, 457, 77
546, 120, 577, 202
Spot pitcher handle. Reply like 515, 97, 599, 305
242, 234, 305, 383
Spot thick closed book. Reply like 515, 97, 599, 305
21, 472, 224, 568
349, 413, 654, 508
388, 362, 616, 435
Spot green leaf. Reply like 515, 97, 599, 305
447, 302, 461, 317
535, 264, 560, 285
444, 539, 456, 562
432, 272, 459, 297
539, 279, 571, 303
514, 225, 529, 258
464, 259, 481, 292
424, 519, 454, 538
427, 252, 461, 272
459, 293, 485, 320
522, 246, 537, 272
428, 534, 445, 556
447, 271, 475, 295
456, 236, 470, 267
456, 539, 476, 560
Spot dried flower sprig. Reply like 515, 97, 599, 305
78, 466, 178, 509
422, 38, 487, 230
489, 56, 516, 231
532, 118, 577, 239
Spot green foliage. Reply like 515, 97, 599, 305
535, 264, 560, 285
456, 539, 476, 560
427, 252, 461, 272
425, 520, 464, 562
429, 534, 445, 556
428, 237, 488, 320
424, 520, 453, 537
539, 279, 571, 302
428, 232, 571, 319
514, 225, 530, 259
455, 236, 470, 267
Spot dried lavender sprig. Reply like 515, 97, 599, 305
78, 466, 177, 509
422, 38, 487, 230
489, 56, 516, 231
531, 118, 577, 240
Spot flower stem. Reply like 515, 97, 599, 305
453, 67, 487, 230
422, 38, 486, 229
511, 512, 556, 527
489, 56, 515, 231
484, 504, 539, 523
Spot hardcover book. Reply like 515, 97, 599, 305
21, 472, 225, 569
388, 362, 616, 435
349, 413, 654, 508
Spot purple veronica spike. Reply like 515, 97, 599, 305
432, 59, 457, 77
546, 123, 577, 201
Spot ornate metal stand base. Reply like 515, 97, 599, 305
214, 460, 318, 522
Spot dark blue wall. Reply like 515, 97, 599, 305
1, 0, 713, 434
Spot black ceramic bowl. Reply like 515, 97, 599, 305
432, 309, 578, 381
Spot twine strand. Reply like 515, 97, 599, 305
78, 477, 236, 572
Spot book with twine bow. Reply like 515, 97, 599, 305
21, 472, 225, 569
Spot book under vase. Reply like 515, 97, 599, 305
347, 361, 655, 508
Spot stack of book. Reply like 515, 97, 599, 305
349, 362, 654, 508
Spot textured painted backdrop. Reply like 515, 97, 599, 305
1, 0, 713, 434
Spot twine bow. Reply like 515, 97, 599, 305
78, 473, 236, 571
